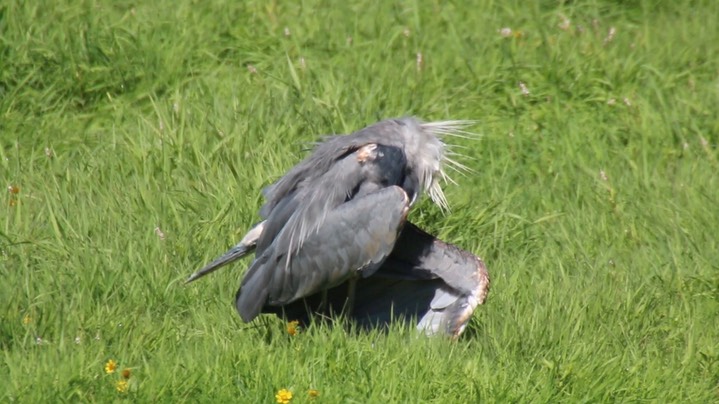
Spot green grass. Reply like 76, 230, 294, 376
2, 0, 719, 401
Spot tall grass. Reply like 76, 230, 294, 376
2, 0, 718, 401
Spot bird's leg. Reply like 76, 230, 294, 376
344, 276, 357, 317
317, 288, 329, 315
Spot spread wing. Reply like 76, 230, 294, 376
350, 222, 489, 338
271, 222, 490, 339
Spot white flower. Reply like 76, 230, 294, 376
518, 82, 530, 96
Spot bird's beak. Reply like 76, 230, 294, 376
185, 221, 265, 283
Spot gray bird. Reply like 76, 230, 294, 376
187, 117, 490, 337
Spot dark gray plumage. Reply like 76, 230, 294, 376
236, 185, 410, 322
235, 142, 413, 322
186, 117, 490, 338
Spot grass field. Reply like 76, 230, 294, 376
2, 0, 719, 401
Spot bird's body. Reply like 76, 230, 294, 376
187, 117, 490, 337
235, 142, 415, 322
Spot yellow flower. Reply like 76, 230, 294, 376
115, 379, 129, 393
22, 314, 32, 325
275, 388, 293, 404
104, 359, 117, 374
308, 389, 320, 399
286, 320, 300, 336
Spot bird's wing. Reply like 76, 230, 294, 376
383, 222, 489, 298
368, 223, 490, 337
235, 185, 410, 322
184, 221, 265, 284
264, 222, 489, 339
259, 143, 408, 261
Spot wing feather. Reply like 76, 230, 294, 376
235, 186, 409, 321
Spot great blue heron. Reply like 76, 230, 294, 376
187, 117, 490, 338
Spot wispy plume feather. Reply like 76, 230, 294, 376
417, 119, 478, 211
